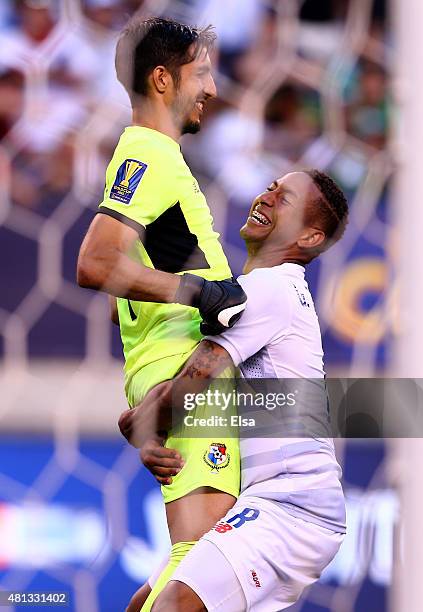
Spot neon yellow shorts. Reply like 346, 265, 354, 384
127, 352, 240, 504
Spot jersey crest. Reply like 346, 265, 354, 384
110, 159, 148, 205
204, 443, 230, 472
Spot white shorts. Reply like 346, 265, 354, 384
172, 495, 344, 611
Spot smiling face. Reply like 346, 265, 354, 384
170, 46, 217, 134
240, 171, 326, 261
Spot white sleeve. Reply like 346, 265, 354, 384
207, 269, 293, 366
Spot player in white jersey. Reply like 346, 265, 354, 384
120, 169, 349, 611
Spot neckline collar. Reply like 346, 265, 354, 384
278, 262, 306, 275
125, 125, 180, 150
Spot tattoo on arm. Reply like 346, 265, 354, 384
182, 340, 234, 380
156, 341, 234, 432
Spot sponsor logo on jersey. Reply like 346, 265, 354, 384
250, 570, 261, 588
110, 159, 148, 205
203, 443, 230, 472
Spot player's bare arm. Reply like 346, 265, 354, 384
118, 343, 232, 488
77, 215, 247, 333
119, 340, 234, 451
77, 214, 180, 303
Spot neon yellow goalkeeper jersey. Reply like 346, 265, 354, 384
98, 126, 231, 399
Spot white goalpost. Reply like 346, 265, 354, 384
392, 0, 423, 610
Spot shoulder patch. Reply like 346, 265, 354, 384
110, 159, 148, 205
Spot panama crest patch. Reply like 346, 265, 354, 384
203, 443, 230, 472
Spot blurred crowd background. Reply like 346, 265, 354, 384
0, 1, 394, 611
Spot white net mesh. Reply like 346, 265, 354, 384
0, 0, 394, 610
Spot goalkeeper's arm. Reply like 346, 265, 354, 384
77, 214, 246, 332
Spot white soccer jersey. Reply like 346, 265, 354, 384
208, 263, 346, 534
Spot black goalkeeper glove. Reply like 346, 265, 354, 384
175, 274, 247, 335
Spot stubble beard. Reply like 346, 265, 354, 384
182, 119, 201, 135
171, 93, 201, 135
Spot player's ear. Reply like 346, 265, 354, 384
297, 228, 325, 250
150, 66, 172, 94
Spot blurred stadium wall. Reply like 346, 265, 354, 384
0, 1, 400, 611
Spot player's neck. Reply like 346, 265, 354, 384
243, 246, 305, 273
132, 105, 182, 142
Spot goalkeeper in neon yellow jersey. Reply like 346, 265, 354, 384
76, 16, 244, 611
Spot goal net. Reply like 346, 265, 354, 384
0, 0, 396, 610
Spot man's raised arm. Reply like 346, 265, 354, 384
77, 215, 246, 332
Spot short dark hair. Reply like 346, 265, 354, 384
303, 169, 349, 248
115, 17, 216, 99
